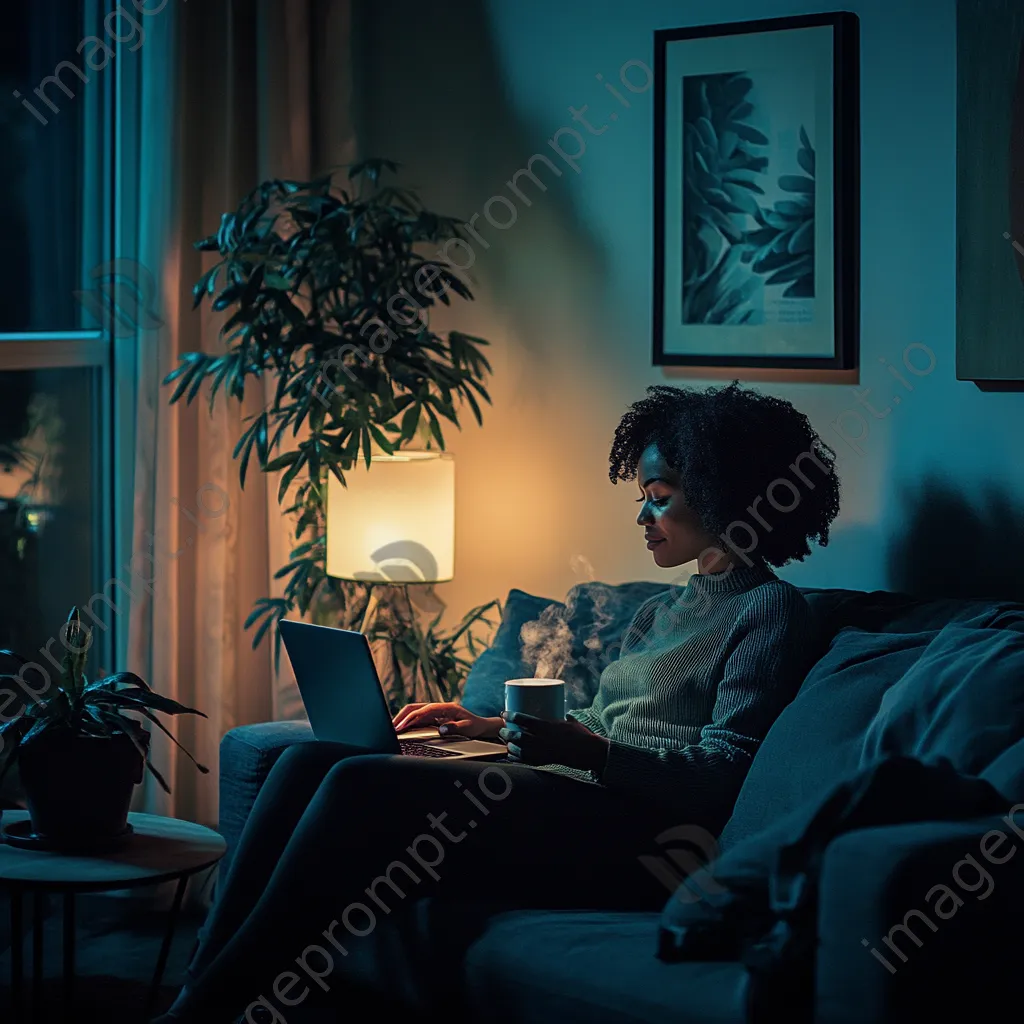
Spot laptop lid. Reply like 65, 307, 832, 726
279, 619, 401, 754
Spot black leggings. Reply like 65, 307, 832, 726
185, 742, 686, 1020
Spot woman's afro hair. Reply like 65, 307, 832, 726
609, 383, 841, 567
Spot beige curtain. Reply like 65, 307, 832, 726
127, 0, 357, 827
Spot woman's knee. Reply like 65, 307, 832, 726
269, 741, 354, 787
321, 753, 400, 791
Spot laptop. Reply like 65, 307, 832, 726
279, 619, 507, 760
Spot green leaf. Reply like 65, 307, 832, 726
84, 671, 151, 693
361, 426, 372, 469
164, 353, 210, 405
265, 450, 300, 473
255, 412, 269, 466
399, 402, 420, 442
367, 423, 396, 454
85, 688, 207, 718
278, 448, 308, 502
342, 429, 360, 467
462, 386, 483, 426
778, 174, 814, 194
424, 405, 445, 449
212, 282, 245, 312
348, 158, 400, 184
136, 708, 210, 774
192, 266, 220, 310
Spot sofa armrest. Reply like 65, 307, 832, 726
218, 721, 315, 877
816, 812, 1024, 1024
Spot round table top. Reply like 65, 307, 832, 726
0, 811, 226, 892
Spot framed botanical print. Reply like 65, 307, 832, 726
653, 13, 860, 369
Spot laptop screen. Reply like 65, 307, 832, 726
279, 620, 401, 753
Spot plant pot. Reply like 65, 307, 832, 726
17, 729, 147, 846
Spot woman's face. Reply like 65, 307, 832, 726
635, 444, 728, 572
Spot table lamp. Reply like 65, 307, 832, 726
326, 451, 455, 630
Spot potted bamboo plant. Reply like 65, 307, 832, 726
0, 607, 207, 850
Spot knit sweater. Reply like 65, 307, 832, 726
545, 562, 815, 827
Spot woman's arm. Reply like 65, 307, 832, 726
597, 587, 815, 824
392, 702, 503, 739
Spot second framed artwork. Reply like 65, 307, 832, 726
653, 13, 860, 369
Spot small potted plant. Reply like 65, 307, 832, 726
0, 607, 207, 850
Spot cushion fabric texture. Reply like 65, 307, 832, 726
862, 624, 1024, 777
720, 594, 1024, 851
718, 628, 935, 851
218, 720, 315, 876
464, 910, 751, 1024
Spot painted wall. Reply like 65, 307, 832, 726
354, 0, 1024, 621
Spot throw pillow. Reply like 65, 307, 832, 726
460, 589, 563, 717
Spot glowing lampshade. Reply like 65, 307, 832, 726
326, 451, 454, 583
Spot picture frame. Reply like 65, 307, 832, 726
653, 13, 860, 370
956, 0, 1024, 384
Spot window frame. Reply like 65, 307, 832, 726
0, 0, 120, 673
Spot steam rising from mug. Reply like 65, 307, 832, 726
519, 581, 616, 685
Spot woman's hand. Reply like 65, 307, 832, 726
392, 702, 503, 740
499, 713, 610, 773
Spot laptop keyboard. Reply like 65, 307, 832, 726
399, 740, 462, 758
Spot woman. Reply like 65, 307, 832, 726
156, 382, 840, 1023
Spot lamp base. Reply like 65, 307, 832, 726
359, 585, 405, 703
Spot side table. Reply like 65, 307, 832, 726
0, 810, 226, 1023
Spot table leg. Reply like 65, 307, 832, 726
9, 889, 23, 1021
145, 875, 187, 1017
62, 894, 74, 1022
31, 892, 43, 1024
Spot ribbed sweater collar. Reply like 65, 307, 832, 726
685, 561, 778, 594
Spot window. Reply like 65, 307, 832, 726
0, 0, 117, 672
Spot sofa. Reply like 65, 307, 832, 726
218, 582, 1024, 1022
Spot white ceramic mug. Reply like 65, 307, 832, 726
504, 678, 566, 721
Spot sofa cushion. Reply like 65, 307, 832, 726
719, 628, 936, 851
463, 909, 750, 1024
862, 625, 1024, 779
797, 588, 1024, 636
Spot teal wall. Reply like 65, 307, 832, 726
357, 0, 1024, 610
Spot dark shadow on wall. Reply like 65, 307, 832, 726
888, 478, 1024, 603
351, 0, 614, 375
